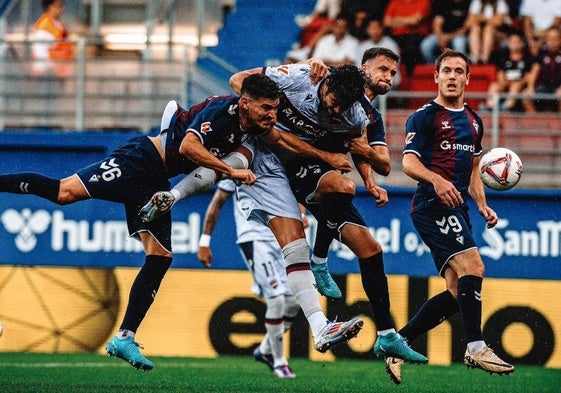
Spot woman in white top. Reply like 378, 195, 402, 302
466, 0, 510, 63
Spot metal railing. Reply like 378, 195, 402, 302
1, 39, 560, 187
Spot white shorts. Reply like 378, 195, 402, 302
237, 138, 302, 226
238, 239, 293, 298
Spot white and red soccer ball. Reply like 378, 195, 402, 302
479, 147, 523, 191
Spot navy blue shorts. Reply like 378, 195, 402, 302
411, 204, 477, 276
287, 159, 366, 230
76, 136, 172, 251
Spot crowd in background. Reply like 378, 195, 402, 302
286, 0, 561, 112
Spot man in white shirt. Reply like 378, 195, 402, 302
312, 16, 358, 66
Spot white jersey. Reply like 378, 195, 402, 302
217, 179, 291, 298
217, 179, 276, 243
264, 64, 368, 145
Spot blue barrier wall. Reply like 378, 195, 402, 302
1, 130, 560, 279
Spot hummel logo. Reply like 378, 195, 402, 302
474, 290, 482, 302
89, 175, 99, 182
18, 182, 30, 193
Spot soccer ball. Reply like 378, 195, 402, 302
479, 147, 523, 191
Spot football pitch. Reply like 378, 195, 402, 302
0, 352, 560, 393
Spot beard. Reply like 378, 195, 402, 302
365, 76, 391, 95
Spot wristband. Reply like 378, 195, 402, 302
199, 234, 211, 248
199, 233, 210, 247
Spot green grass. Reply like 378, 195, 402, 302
0, 352, 560, 393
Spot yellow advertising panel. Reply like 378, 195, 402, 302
0, 266, 559, 368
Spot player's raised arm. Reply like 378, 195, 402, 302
230, 67, 263, 94
261, 128, 353, 173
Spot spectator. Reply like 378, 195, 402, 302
465, 0, 510, 64
356, 18, 402, 88
31, 0, 74, 78
519, 0, 561, 56
420, 0, 471, 63
310, 15, 359, 66
383, 0, 432, 75
294, 0, 341, 48
483, 31, 532, 111
522, 27, 561, 112
348, 9, 370, 41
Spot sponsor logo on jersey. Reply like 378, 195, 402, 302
441, 121, 451, 129
440, 140, 475, 152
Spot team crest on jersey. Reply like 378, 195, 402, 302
405, 132, 416, 144
200, 121, 212, 134
472, 120, 479, 134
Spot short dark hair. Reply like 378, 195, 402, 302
42, 0, 57, 10
240, 73, 281, 100
435, 49, 470, 74
361, 47, 400, 66
325, 64, 365, 111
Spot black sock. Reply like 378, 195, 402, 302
313, 192, 354, 258
358, 253, 394, 331
0, 173, 60, 203
399, 290, 458, 342
120, 255, 172, 332
457, 275, 484, 343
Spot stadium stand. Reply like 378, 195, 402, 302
197, 0, 316, 81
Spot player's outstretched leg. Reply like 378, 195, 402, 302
310, 260, 342, 299
464, 346, 514, 375
373, 332, 428, 363
314, 317, 364, 353
385, 357, 404, 385
106, 336, 154, 371
139, 191, 175, 222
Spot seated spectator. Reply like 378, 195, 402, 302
298, 0, 341, 46
522, 27, 561, 112
356, 18, 401, 88
519, 0, 561, 56
348, 9, 370, 41
31, 0, 74, 78
420, 0, 471, 63
291, 0, 340, 55
309, 15, 359, 66
383, 0, 432, 75
483, 31, 532, 111
465, 0, 511, 64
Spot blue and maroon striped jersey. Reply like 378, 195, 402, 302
403, 100, 484, 212
160, 96, 269, 177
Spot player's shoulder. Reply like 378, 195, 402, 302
463, 102, 483, 123
408, 101, 438, 121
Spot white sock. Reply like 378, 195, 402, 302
467, 340, 486, 353
282, 238, 326, 337
171, 151, 249, 201
378, 328, 396, 336
117, 329, 135, 339
311, 255, 327, 264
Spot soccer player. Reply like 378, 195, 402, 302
0, 74, 351, 370
229, 62, 426, 364
385, 49, 515, 384
198, 179, 300, 378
